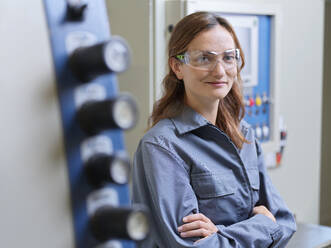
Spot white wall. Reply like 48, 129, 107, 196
0, 1, 74, 247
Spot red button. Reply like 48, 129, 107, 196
276, 152, 282, 165
249, 98, 255, 107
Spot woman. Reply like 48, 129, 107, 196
132, 11, 296, 247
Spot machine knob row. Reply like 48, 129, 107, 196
67, 23, 150, 245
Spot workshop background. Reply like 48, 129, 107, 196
0, 0, 330, 247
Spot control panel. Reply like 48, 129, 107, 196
237, 15, 272, 143
43, 0, 150, 247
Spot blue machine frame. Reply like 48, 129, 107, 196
43, 1, 135, 247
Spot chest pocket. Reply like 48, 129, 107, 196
190, 171, 239, 225
191, 171, 236, 198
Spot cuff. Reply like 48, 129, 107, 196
254, 214, 282, 240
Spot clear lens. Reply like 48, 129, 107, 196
185, 49, 239, 71
189, 51, 216, 67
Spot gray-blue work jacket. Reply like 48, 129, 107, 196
131, 106, 296, 247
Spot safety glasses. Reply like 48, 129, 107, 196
176, 48, 240, 71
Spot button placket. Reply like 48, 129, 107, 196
207, 124, 255, 217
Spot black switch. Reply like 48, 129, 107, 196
84, 152, 131, 187
67, 0, 88, 20
77, 94, 138, 134
69, 37, 131, 82
89, 205, 150, 242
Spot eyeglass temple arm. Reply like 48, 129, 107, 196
175, 54, 185, 61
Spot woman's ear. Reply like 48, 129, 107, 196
169, 57, 184, 80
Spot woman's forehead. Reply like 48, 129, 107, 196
187, 25, 235, 52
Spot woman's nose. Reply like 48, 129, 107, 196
211, 61, 226, 77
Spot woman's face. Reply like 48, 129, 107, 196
172, 25, 238, 106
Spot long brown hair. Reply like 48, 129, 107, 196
148, 11, 248, 149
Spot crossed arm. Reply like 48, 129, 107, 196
132, 140, 296, 248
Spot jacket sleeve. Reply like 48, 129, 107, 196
131, 140, 295, 248
214, 139, 297, 248
253, 138, 297, 247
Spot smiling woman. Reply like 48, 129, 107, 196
131, 11, 296, 248
170, 24, 239, 125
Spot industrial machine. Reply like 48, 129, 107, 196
43, 0, 150, 247
0, 1, 327, 247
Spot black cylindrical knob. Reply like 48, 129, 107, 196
84, 152, 130, 187
76, 94, 138, 134
69, 36, 131, 82
89, 205, 150, 242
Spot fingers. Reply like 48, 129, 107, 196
253, 205, 276, 222
252, 205, 266, 215
178, 213, 218, 239
182, 213, 211, 223
179, 223, 213, 238
180, 229, 211, 238
178, 220, 209, 233
253, 205, 269, 215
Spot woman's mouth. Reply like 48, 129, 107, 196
206, 81, 227, 86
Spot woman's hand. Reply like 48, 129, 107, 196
252, 205, 276, 222
177, 213, 218, 243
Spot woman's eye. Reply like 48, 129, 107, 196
197, 55, 211, 63
224, 55, 235, 62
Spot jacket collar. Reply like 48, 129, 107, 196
171, 105, 251, 137
170, 105, 210, 135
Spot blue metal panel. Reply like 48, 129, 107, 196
242, 15, 271, 142
43, 1, 135, 247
